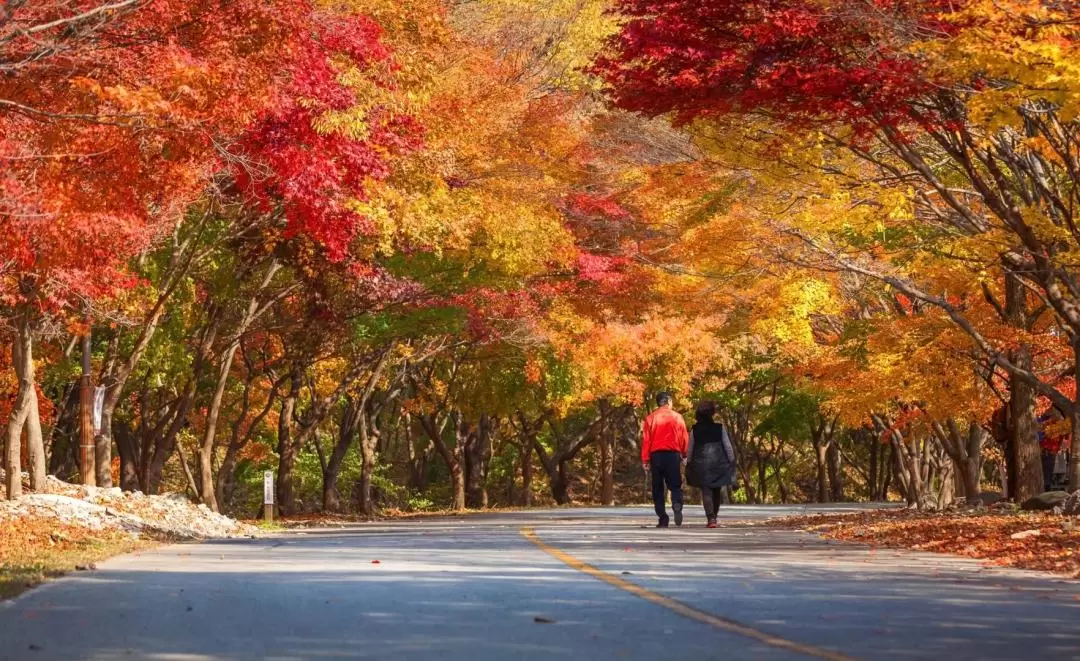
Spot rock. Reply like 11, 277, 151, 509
1021, 491, 1068, 511
1062, 491, 1080, 516
1010, 529, 1042, 540
965, 492, 1004, 508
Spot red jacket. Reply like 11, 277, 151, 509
641, 406, 689, 462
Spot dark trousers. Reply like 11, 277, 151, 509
701, 487, 724, 519
650, 451, 683, 521
1042, 451, 1056, 492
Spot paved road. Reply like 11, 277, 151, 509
2, 505, 1080, 660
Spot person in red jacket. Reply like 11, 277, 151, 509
642, 392, 689, 527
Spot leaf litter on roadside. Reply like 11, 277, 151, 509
768, 509, 1080, 577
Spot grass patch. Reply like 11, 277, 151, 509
0, 517, 152, 600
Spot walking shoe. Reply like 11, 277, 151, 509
706, 519, 718, 529
657, 517, 669, 528
673, 508, 683, 527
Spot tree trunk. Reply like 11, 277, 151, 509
551, 461, 571, 505
115, 421, 141, 492
827, 440, 843, 502
868, 427, 880, 500
1010, 347, 1043, 501
356, 384, 391, 517
881, 442, 894, 500
1069, 408, 1080, 492
196, 342, 241, 512
146, 384, 195, 495
276, 371, 302, 514
451, 414, 469, 510
774, 457, 789, 503
420, 410, 464, 511
357, 419, 376, 516
48, 383, 81, 482
814, 443, 829, 503
324, 398, 360, 513
25, 384, 45, 492
464, 415, 492, 509
406, 414, 431, 491
598, 400, 615, 506
521, 441, 533, 506
811, 415, 835, 503
936, 419, 984, 500
5, 316, 35, 499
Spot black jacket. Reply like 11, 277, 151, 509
688, 420, 736, 489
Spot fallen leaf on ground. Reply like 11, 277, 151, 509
766, 509, 1080, 577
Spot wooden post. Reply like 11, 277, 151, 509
79, 331, 96, 487
263, 470, 274, 522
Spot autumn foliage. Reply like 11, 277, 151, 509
2, 0, 1080, 576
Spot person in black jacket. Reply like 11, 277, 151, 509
687, 401, 737, 528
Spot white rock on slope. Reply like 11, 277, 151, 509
0, 474, 256, 540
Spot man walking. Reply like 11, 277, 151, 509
642, 392, 688, 527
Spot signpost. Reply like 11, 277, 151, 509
263, 471, 274, 523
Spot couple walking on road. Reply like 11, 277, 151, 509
641, 393, 738, 528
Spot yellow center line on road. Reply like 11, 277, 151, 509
520, 527, 856, 661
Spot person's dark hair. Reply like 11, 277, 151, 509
656, 392, 672, 407
695, 401, 716, 422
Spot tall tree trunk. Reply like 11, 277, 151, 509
115, 421, 141, 492
276, 370, 302, 514
935, 419, 984, 500
881, 442, 894, 500
145, 384, 195, 495
827, 440, 843, 502
756, 460, 768, 503
868, 427, 880, 500
814, 443, 829, 503
324, 398, 360, 513
356, 414, 376, 516
5, 315, 35, 499
1003, 271, 1042, 501
464, 415, 492, 509
420, 410, 464, 511
479, 415, 492, 508
48, 383, 81, 481
451, 413, 469, 510
1010, 348, 1043, 501
552, 460, 571, 505
406, 413, 430, 491
196, 342, 241, 511
514, 412, 541, 506
521, 441, 533, 506
811, 415, 835, 503
25, 384, 45, 492
774, 457, 789, 503
1070, 407, 1080, 492
1070, 340, 1080, 492
598, 400, 615, 506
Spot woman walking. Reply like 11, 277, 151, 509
687, 401, 737, 528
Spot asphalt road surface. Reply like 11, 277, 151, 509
3, 505, 1080, 660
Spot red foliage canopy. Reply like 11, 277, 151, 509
0, 0, 314, 311
594, 0, 962, 127
233, 13, 422, 263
